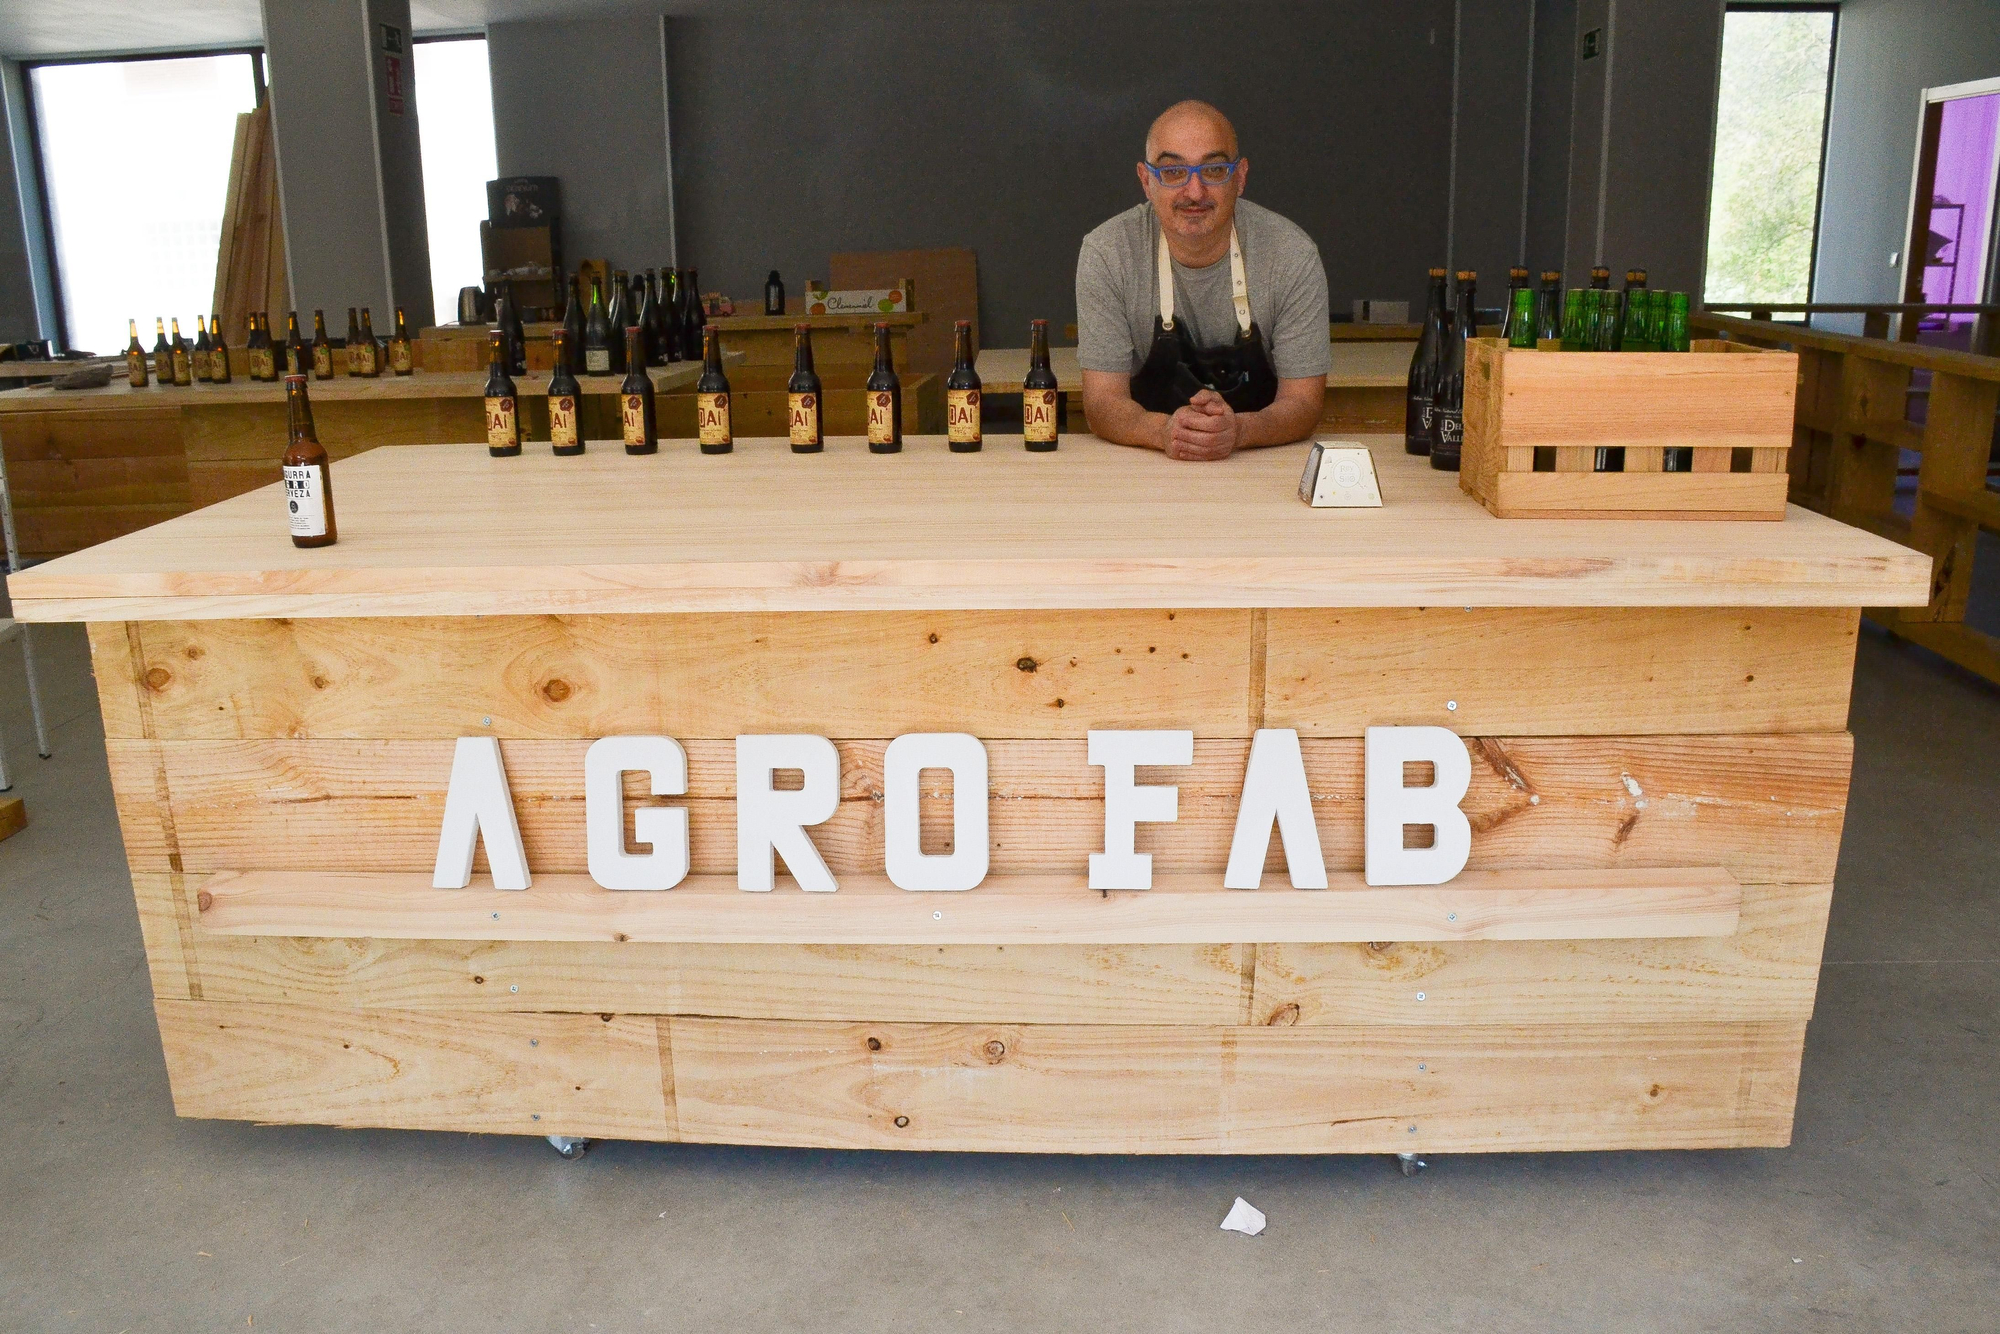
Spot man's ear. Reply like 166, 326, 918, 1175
1136, 162, 1153, 199
1235, 158, 1249, 197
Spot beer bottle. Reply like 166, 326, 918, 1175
660, 269, 682, 362
1646, 290, 1670, 353
605, 273, 628, 375
344, 308, 362, 375
282, 374, 336, 548
284, 311, 307, 377
1507, 288, 1537, 349
583, 278, 612, 375
209, 313, 232, 384
1560, 290, 1582, 351
1405, 268, 1447, 454
358, 308, 382, 377
194, 314, 215, 382
484, 329, 521, 457
311, 310, 334, 379
1536, 271, 1563, 344
787, 323, 823, 453
259, 311, 283, 381
1665, 292, 1691, 353
497, 282, 526, 374
865, 320, 902, 454
1589, 266, 1611, 290
388, 307, 414, 375
1619, 270, 1650, 351
239, 313, 260, 381
1593, 290, 1620, 353
126, 320, 149, 387
151, 318, 173, 384
696, 322, 732, 454
1498, 267, 1530, 343
548, 330, 583, 456
1023, 318, 1060, 451
945, 319, 982, 452
1429, 270, 1474, 471
170, 317, 193, 386
680, 268, 703, 359
619, 327, 657, 455
561, 272, 586, 374
637, 271, 659, 367
765, 270, 785, 316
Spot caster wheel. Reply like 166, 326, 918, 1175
546, 1134, 591, 1159
1395, 1151, 1427, 1177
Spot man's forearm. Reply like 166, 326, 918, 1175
1084, 392, 1170, 451
1232, 389, 1324, 448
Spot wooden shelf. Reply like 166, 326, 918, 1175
194, 866, 1742, 945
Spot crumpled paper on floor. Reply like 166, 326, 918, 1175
1219, 1196, 1266, 1236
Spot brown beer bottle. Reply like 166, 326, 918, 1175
245, 312, 273, 381
619, 327, 657, 455
194, 314, 214, 383
282, 375, 336, 548
169, 318, 193, 385
209, 314, 232, 383
484, 329, 521, 457
358, 308, 382, 377
945, 319, 981, 452
548, 330, 582, 456
126, 319, 149, 387
344, 307, 362, 375
388, 307, 414, 375
311, 310, 334, 379
696, 323, 731, 454
787, 323, 823, 453
865, 321, 902, 454
151, 318, 173, 385
1023, 318, 1059, 452
284, 311, 307, 377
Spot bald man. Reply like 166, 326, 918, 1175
1076, 101, 1329, 460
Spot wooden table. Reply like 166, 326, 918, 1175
12, 437, 1928, 1155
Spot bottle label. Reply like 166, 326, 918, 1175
698, 392, 731, 446
284, 463, 327, 539
362, 344, 378, 374
128, 351, 147, 386
1024, 390, 1058, 444
788, 392, 819, 446
345, 344, 359, 374
487, 395, 518, 450
390, 343, 412, 373
550, 395, 578, 448
154, 353, 172, 381
947, 388, 981, 444
866, 391, 896, 445
622, 394, 649, 446
251, 349, 273, 380
172, 350, 190, 383
212, 351, 229, 381
586, 348, 611, 374
314, 345, 332, 378
1436, 409, 1463, 450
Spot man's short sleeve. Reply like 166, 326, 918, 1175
1076, 229, 1141, 374
1264, 236, 1332, 381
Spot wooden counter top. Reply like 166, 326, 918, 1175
10, 433, 1930, 621
977, 342, 1411, 393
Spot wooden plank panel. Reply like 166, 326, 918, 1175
154, 999, 670, 1138
1267, 606, 1858, 736
6, 455, 190, 507
0, 405, 183, 462
14, 504, 188, 558
667, 1018, 1804, 1153
85, 622, 146, 739
1487, 471, 1788, 519
1252, 880, 1831, 1027
124, 733, 1853, 884
192, 867, 1743, 945
131, 871, 200, 1001
119, 610, 1252, 741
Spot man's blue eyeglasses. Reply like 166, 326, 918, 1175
1141, 159, 1242, 188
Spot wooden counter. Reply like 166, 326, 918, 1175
12, 436, 1930, 1156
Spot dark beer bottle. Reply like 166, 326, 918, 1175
170, 317, 193, 386
209, 314, 232, 383
1023, 318, 1060, 452
311, 310, 334, 379
282, 374, 336, 548
388, 307, 414, 374
583, 278, 612, 375
194, 314, 215, 383
484, 329, 521, 457
620, 327, 657, 455
680, 268, 703, 358
1405, 267, 1448, 454
696, 323, 731, 454
1430, 270, 1475, 471
945, 319, 982, 452
358, 308, 383, 377
1536, 271, 1563, 343
548, 330, 583, 456
605, 272, 628, 374
865, 321, 902, 454
637, 270, 659, 367
261, 311, 284, 381
344, 307, 362, 375
283, 311, 306, 377
1498, 267, 1530, 343
787, 323, 823, 453
125, 319, 149, 387
240, 313, 262, 381
561, 272, 585, 374
765, 270, 785, 316
151, 318, 173, 384
497, 282, 526, 374
660, 269, 682, 362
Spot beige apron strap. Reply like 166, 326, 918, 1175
1156, 225, 1176, 330
1228, 226, 1252, 335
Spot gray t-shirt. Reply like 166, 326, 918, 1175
1075, 197, 1331, 381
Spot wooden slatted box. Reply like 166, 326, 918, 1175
1461, 338, 1798, 520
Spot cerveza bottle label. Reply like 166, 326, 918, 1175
586, 347, 611, 374
283, 463, 326, 538
947, 388, 981, 444
1024, 390, 1058, 443
866, 391, 896, 444
788, 392, 818, 446
698, 392, 731, 446
486, 395, 517, 449
314, 345, 332, 377
622, 394, 649, 445
550, 395, 578, 448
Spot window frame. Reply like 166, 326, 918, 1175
20, 46, 266, 352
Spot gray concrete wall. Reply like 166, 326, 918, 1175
1814, 0, 2000, 307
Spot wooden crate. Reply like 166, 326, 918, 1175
1461, 338, 1798, 520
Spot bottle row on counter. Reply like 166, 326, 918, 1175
125, 308, 417, 387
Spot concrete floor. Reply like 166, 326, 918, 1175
0, 615, 1995, 1332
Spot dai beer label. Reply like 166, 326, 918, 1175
251, 349, 274, 380
788, 392, 818, 445
698, 392, 731, 446
486, 394, 518, 448
314, 345, 332, 377
947, 388, 981, 444
550, 394, 578, 447
866, 391, 896, 444
1024, 390, 1058, 444
171, 349, 190, 382
154, 352, 172, 380
622, 393, 649, 446
283, 463, 326, 538
128, 351, 147, 386
390, 343, 412, 373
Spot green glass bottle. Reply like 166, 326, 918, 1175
1508, 287, 1537, 349
1665, 292, 1691, 353
1561, 289, 1584, 351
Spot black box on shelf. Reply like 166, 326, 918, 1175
487, 176, 561, 229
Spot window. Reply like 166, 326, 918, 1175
1702, 5, 1837, 304
413, 36, 498, 327
29, 53, 260, 355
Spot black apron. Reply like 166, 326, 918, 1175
1128, 222, 1280, 415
